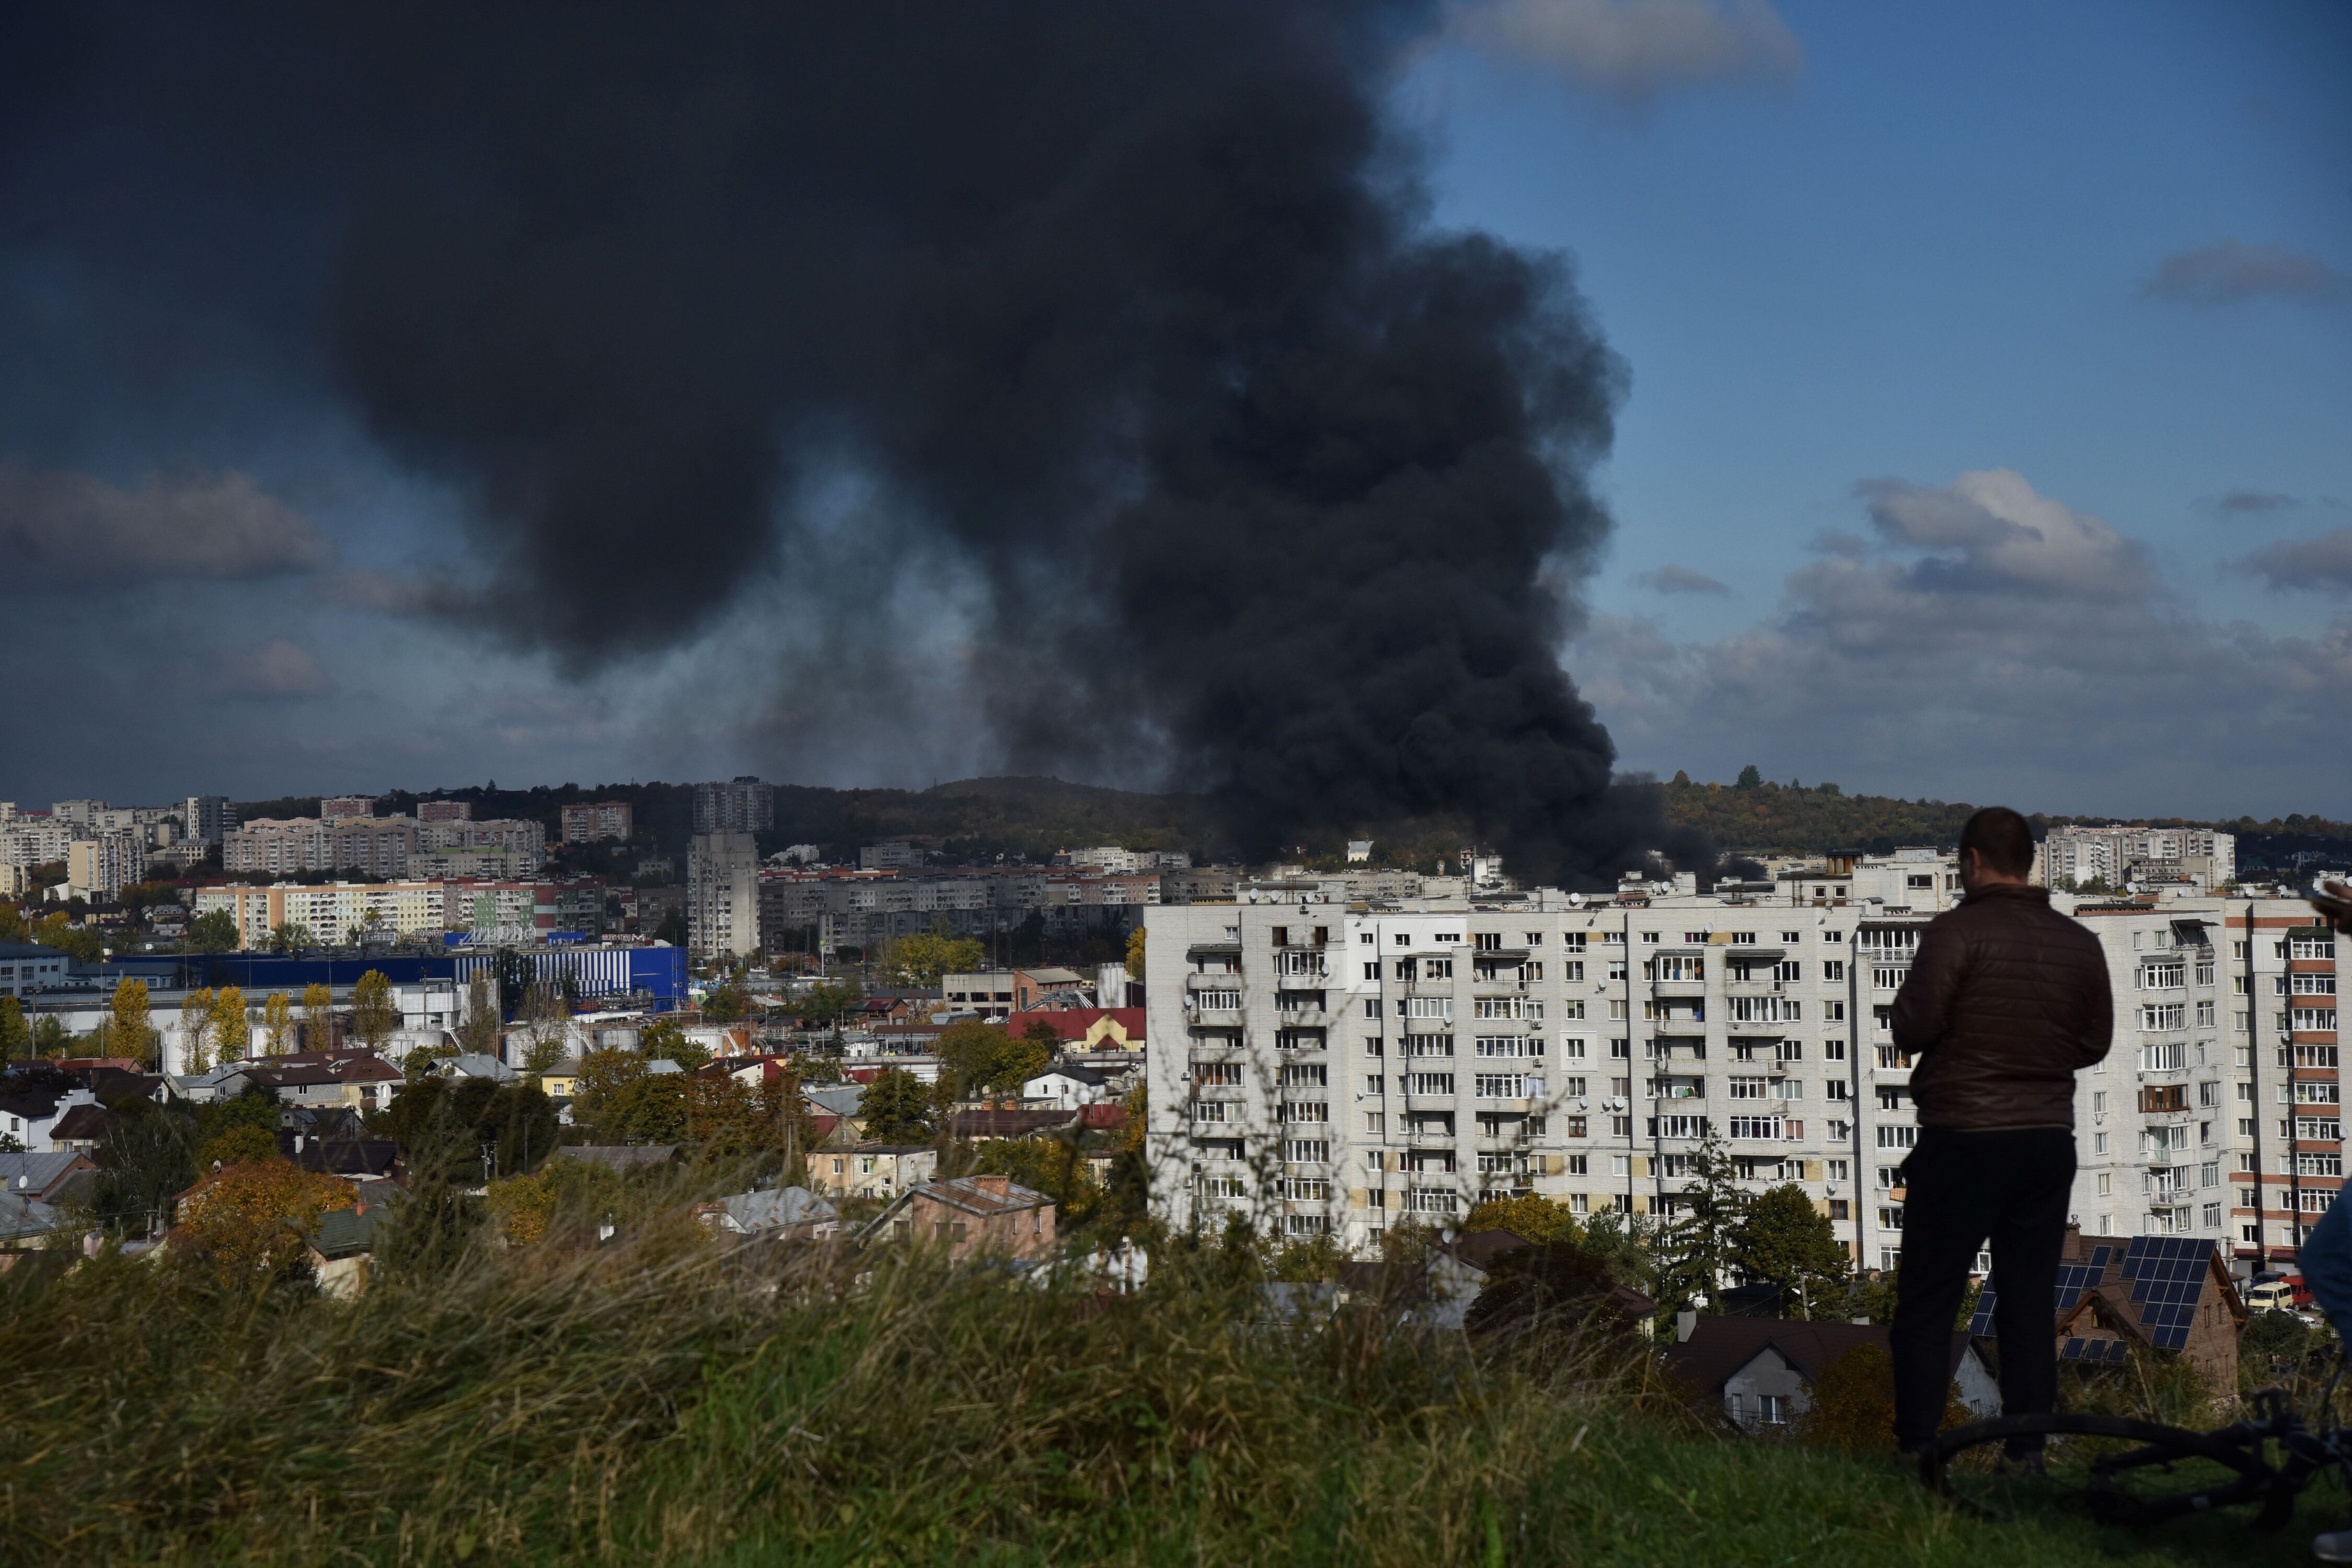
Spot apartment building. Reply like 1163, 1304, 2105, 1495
183, 795, 234, 845
195, 880, 449, 948
2039, 827, 2237, 893
0, 815, 74, 869
694, 777, 774, 835
320, 795, 377, 818
1144, 877, 2341, 1282
560, 801, 634, 844
66, 834, 147, 901
690, 832, 762, 959
224, 815, 417, 877
417, 816, 547, 858
417, 800, 472, 822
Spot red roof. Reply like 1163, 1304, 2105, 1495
1078, 1104, 1129, 1129
1020, 1008, 1144, 1043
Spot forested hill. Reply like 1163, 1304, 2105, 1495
1658, 773, 2348, 860
232, 773, 2345, 868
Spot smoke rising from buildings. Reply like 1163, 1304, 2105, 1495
2, 2, 1709, 886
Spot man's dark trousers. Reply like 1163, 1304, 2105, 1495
1890, 1126, 2076, 1452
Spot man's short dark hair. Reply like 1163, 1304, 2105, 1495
1959, 807, 2035, 878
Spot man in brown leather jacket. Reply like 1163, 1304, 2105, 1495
1887, 806, 2112, 1457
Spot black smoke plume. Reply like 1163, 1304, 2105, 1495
2, 1, 1709, 887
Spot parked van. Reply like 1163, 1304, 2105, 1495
2246, 1281, 2299, 1312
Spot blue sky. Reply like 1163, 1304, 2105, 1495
1, 1, 2346, 820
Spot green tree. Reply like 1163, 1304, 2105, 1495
1731, 1183, 1851, 1318
569, 1048, 685, 1145
185, 909, 241, 952
108, 977, 154, 1066
31, 1015, 70, 1059
1735, 764, 1763, 790
455, 973, 501, 1057
95, 1098, 201, 1234
1654, 1133, 1746, 1312
0, 996, 30, 1065
640, 1017, 705, 1069
349, 970, 398, 1051
858, 1066, 935, 1143
702, 978, 746, 1023
32, 912, 105, 963
269, 920, 316, 953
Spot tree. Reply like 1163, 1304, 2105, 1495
269, 920, 317, 954
859, 1066, 935, 1143
1735, 764, 1763, 790
210, 985, 250, 1064
31, 911, 105, 963
936, 1019, 1047, 1100
179, 987, 216, 1074
485, 1156, 628, 1246
261, 990, 295, 1056
455, 973, 501, 1057
570, 1048, 686, 1145
884, 928, 985, 988
1654, 1134, 1746, 1312
108, 977, 154, 1066
31, 1015, 69, 1058
172, 1159, 353, 1287
1462, 1193, 1581, 1246
702, 978, 746, 1023
652, 906, 687, 946
185, 909, 241, 952
349, 970, 398, 1052
299, 982, 336, 1050
0, 996, 29, 1065
1124, 924, 1146, 982
515, 983, 572, 1075
640, 1017, 705, 1069
1732, 1183, 1851, 1319
95, 1099, 201, 1235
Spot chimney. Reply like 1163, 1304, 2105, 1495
1675, 1308, 1697, 1343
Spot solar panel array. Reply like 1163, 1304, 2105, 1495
1968, 1244, 2114, 1338
2118, 1236, 2213, 1353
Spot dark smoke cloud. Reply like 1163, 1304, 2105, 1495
1, 0, 1703, 888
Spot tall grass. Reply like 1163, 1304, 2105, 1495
0, 1188, 2329, 1566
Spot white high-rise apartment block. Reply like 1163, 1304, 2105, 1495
689, 832, 762, 959
694, 777, 774, 835
2039, 826, 2236, 893
1145, 872, 2341, 1282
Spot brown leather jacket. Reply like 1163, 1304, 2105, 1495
1891, 882, 2112, 1130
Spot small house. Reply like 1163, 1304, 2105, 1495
1666, 1316, 1999, 1433
860, 1173, 1055, 1262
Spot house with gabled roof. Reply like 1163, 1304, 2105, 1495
857, 1173, 1055, 1262
1666, 1316, 1999, 1433
1970, 1230, 2245, 1393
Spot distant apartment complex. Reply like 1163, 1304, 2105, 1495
222, 812, 545, 878
2038, 827, 2238, 894
694, 777, 774, 835
1145, 862, 2342, 1282
66, 835, 148, 901
194, 875, 611, 949
560, 801, 634, 844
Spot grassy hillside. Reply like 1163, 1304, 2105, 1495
0, 1197, 2330, 1566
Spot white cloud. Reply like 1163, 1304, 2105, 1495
0, 460, 329, 582
220, 639, 336, 698
1567, 470, 2352, 815
1449, 0, 1803, 102
2140, 241, 2346, 307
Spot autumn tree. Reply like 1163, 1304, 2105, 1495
885, 928, 984, 988
173, 1159, 353, 1286
858, 1066, 935, 1144
32, 910, 105, 963
0, 997, 29, 1065
179, 987, 216, 1074
210, 985, 250, 1064
1463, 1193, 1582, 1246
570, 1048, 687, 1145
349, 970, 398, 1051
1733, 1183, 1852, 1319
261, 990, 295, 1056
108, 977, 154, 1066
298, 982, 335, 1051
485, 1156, 628, 1246
516, 983, 573, 1075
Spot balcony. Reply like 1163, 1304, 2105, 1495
1277, 1007, 1331, 1029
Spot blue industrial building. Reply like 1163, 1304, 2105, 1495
97, 944, 687, 1016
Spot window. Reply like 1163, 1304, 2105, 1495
1474, 932, 1502, 951
1363, 998, 1382, 1020
1280, 1064, 1327, 1087
2140, 1004, 2185, 1031
1824, 1038, 1847, 1062
1774, 961, 1802, 983
1423, 958, 1454, 980
1281, 1139, 1329, 1163
1727, 1115, 1782, 1140
1730, 1077, 1768, 1100
1824, 1080, 1849, 1102
2293, 1008, 2339, 1032
1359, 931, 1375, 946
1781, 931, 1802, 944
1826, 1159, 1849, 1182
1775, 1079, 1804, 1101
1652, 1114, 1711, 1139
1276, 1102, 1328, 1123
1561, 1036, 1587, 1059
2291, 936, 2338, 961
1823, 960, 1845, 982
2139, 1041, 2185, 1072
1406, 1035, 1455, 1057
1192, 1102, 1228, 1123
1877, 1125, 1918, 1150
1474, 1074, 1530, 1099
1405, 1073, 1456, 1096
1195, 989, 1241, 1011
1194, 1062, 1242, 1086
1474, 1034, 1540, 1058
1365, 1036, 1383, 1057
1405, 996, 1453, 1021
2141, 963, 2185, 990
